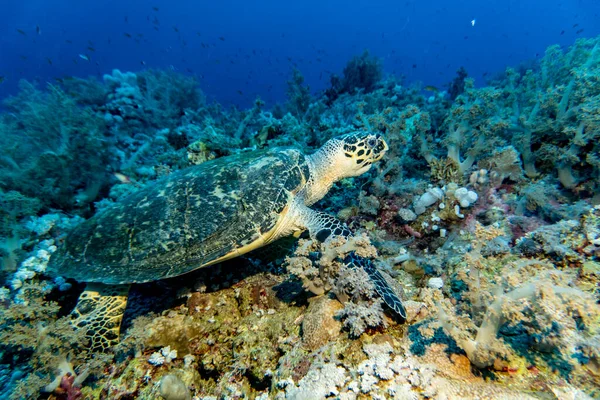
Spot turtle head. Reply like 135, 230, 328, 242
305, 131, 388, 205
333, 131, 388, 177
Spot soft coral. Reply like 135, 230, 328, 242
44, 360, 88, 400
54, 373, 83, 400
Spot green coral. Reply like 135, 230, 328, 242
0, 283, 96, 398
286, 68, 312, 119
442, 37, 600, 189
1, 81, 111, 211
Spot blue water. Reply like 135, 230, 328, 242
1, 0, 599, 108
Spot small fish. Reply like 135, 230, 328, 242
0, 76, 5, 84
173, 25, 179, 32
124, 32, 132, 38
16, 28, 26, 36
412, 63, 417, 68
46, 57, 53, 65
87, 46, 96, 52
560, 30, 565, 35
65, 39, 73, 44
219, 36, 225, 41
471, 18, 476, 26
424, 85, 439, 92
140, 60, 146, 65
573, 23, 579, 28
114, 172, 134, 185
576, 29, 584, 34
124, 16, 128, 23
36, 25, 41, 35
152, 6, 159, 11
78, 54, 90, 61
20, 55, 28, 60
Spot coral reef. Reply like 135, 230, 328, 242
324, 50, 383, 103
0, 34, 599, 399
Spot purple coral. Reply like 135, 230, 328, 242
53, 373, 83, 400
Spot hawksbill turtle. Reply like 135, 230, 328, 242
48, 131, 406, 351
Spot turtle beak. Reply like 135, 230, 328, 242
371, 136, 388, 162
381, 139, 389, 153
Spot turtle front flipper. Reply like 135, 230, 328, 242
297, 206, 352, 242
71, 283, 130, 352
296, 205, 406, 321
343, 251, 407, 321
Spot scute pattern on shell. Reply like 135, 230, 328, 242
47, 148, 308, 284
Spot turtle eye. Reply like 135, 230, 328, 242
367, 138, 377, 147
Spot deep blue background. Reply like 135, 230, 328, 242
1, 0, 599, 108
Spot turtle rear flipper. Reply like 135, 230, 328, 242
71, 283, 130, 352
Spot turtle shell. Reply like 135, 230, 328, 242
48, 147, 309, 284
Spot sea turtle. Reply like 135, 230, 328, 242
48, 131, 406, 352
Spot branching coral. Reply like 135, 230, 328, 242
453, 37, 600, 190
439, 83, 509, 178
1, 80, 111, 211
0, 282, 103, 399
439, 276, 598, 371
103, 69, 202, 130
325, 50, 383, 102
44, 359, 89, 400
286, 68, 312, 119
284, 234, 394, 336
438, 284, 530, 369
